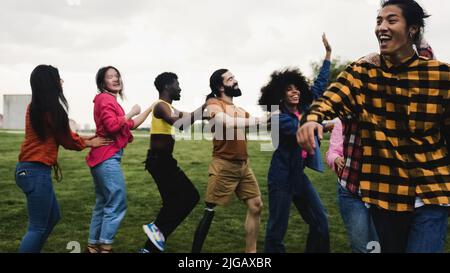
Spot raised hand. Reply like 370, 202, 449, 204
322, 33, 332, 60
322, 33, 332, 52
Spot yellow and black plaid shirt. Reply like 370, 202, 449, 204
303, 53, 450, 212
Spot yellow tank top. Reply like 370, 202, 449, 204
151, 100, 175, 135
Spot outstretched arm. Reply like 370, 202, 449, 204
99, 100, 137, 134
297, 63, 360, 154
176, 103, 207, 128
130, 101, 159, 129
207, 104, 270, 129
311, 33, 332, 99
154, 102, 205, 131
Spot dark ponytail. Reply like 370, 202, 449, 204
206, 91, 217, 100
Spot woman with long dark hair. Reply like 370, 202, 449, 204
15, 64, 109, 253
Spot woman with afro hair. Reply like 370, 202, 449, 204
259, 34, 332, 253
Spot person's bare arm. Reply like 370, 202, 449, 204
131, 101, 159, 129
207, 104, 270, 129
154, 102, 205, 131
125, 104, 141, 120
175, 103, 206, 126
153, 102, 180, 125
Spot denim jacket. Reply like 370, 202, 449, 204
268, 60, 330, 193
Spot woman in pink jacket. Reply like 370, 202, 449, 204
85, 66, 152, 253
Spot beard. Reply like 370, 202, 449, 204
172, 93, 181, 101
169, 87, 181, 101
223, 85, 242, 97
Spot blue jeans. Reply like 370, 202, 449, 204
406, 205, 448, 252
15, 162, 61, 253
371, 205, 448, 253
88, 150, 127, 245
264, 173, 329, 253
337, 184, 378, 253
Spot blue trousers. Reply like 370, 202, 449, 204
265, 173, 329, 253
88, 150, 127, 245
15, 162, 61, 253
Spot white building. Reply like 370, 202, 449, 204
3, 94, 31, 130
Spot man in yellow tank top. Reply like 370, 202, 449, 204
140, 72, 205, 253
192, 69, 270, 253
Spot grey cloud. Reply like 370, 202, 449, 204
0, 0, 448, 126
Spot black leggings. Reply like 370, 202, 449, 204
145, 150, 200, 249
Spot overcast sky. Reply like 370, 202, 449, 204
1, 0, 449, 128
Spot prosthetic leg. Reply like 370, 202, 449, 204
191, 202, 216, 253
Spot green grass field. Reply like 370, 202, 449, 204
0, 131, 448, 253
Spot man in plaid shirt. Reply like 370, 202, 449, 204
325, 38, 436, 253
300, 0, 450, 252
